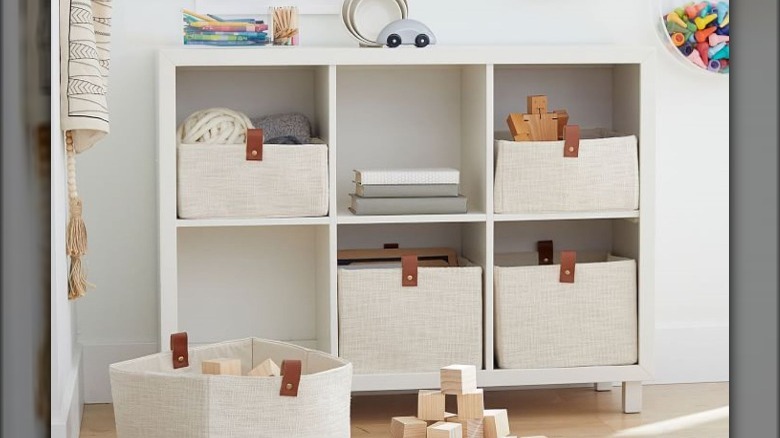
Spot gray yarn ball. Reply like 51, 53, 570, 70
251, 113, 312, 144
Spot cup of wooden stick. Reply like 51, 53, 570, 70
270, 6, 299, 46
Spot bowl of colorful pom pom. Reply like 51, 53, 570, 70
656, 1, 729, 75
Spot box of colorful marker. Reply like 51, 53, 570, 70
183, 9, 269, 46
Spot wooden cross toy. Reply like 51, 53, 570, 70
507, 95, 569, 141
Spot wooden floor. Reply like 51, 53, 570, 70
81, 382, 728, 437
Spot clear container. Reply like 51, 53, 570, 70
654, 0, 729, 76
270, 6, 299, 46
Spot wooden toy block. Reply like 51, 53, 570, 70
201, 358, 241, 376
391, 416, 427, 438
456, 389, 484, 419
418, 390, 446, 421
447, 416, 484, 438
483, 409, 510, 438
527, 95, 548, 115
553, 109, 568, 139
441, 364, 478, 395
427, 421, 462, 438
523, 112, 558, 142
247, 358, 280, 377
507, 113, 531, 141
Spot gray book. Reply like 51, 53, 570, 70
349, 194, 468, 215
355, 183, 459, 198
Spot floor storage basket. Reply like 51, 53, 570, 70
177, 142, 329, 219
494, 248, 638, 369
494, 129, 639, 213
338, 257, 483, 373
109, 337, 352, 438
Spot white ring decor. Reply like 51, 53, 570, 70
341, 0, 408, 47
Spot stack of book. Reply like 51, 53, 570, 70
183, 9, 269, 46
349, 168, 468, 215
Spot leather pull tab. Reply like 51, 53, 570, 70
563, 125, 580, 158
383, 243, 399, 249
170, 332, 189, 369
246, 128, 263, 161
401, 255, 418, 287
537, 240, 553, 265
560, 250, 576, 283
280, 360, 302, 397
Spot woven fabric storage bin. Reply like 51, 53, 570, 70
494, 130, 639, 213
494, 251, 637, 369
338, 259, 482, 373
110, 338, 352, 438
177, 142, 328, 218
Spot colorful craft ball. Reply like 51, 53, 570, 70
663, 1, 729, 74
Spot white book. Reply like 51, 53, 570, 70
353, 168, 460, 186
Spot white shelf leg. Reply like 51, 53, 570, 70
595, 382, 613, 392
622, 381, 643, 413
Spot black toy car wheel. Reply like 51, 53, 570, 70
386, 34, 402, 48
415, 34, 430, 48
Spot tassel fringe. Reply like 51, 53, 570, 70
66, 131, 92, 299
68, 256, 89, 300
66, 198, 88, 256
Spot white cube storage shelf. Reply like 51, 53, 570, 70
158, 47, 655, 413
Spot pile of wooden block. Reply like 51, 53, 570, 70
391, 364, 531, 438
201, 357, 280, 377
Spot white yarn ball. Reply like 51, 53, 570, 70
178, 108, 255, 144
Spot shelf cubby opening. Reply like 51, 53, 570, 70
176, 225, 333, 353
336, 65, 490, 218
493, 64, 641, 139
176, 66, 332, 143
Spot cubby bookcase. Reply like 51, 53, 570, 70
158, 46, 655, 413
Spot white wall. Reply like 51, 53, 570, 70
75, 0, 729, 402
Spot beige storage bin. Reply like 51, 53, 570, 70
338, 258, 483, 373
110, 337, 352, 438
494, 129, 639, 213
494, 249, 637, 369
177, 141, 328, 219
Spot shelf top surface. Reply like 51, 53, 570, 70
160, 45, 656, 68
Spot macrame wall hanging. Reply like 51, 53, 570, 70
60, 0, 112, 299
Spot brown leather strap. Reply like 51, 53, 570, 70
537, 240, 553, 265
383, 243, 399, 249
280, 360, 302, 397
563, 125, 580, 158
170, 332, 189, 369
401, 255, 418, 287
559, 250, 576, 283
246, 128, 263, 161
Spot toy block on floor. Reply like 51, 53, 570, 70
483, 409, 510, 438
391, 416, 427, 438
427, 421, 462, 438
247, 358, 280, 377
201, 358, 241, 376
456, 389, 484, 419
447, 415, 484, 438
418, 390, 446, 421
441, 364, 478, 395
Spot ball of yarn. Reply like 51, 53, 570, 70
178, 108, 255, 144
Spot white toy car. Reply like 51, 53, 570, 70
376, 19, 437, 48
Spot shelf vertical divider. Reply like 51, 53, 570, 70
323, 64, 340, 356
484, 64, 496, 371
158, 53, 178, 350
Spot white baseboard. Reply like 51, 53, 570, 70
80, 325, 728, 403
51, 349, 83, 438
649, 323, 729, 384
82, 342, 158, 404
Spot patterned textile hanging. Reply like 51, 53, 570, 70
59, 0, 112, 299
